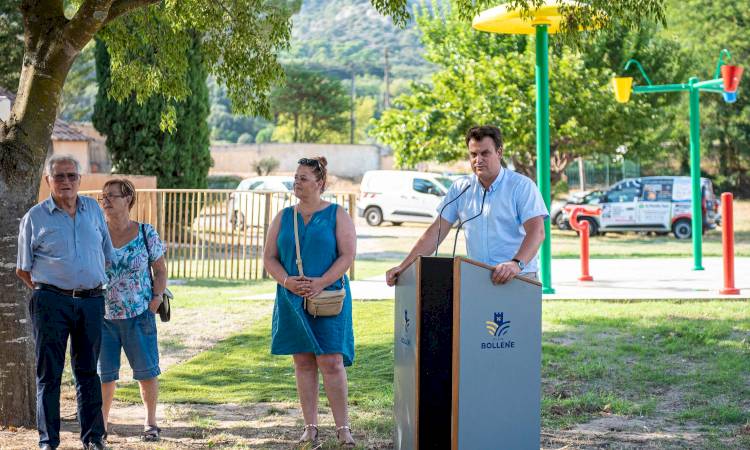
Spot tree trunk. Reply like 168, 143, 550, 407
0, 168, 39, 428
0, 28, 78, 431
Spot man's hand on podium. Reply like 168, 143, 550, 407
491, 261, 521, 285
386, 265, 402, 287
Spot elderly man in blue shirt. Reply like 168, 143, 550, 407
386, 125, 548, 286
16, 155, 113, 450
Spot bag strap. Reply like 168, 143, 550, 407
293, 206, 305, 278
140, 223, 154, 287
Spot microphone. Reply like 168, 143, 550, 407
452, 188, 487, 257
434, 183, 472, 256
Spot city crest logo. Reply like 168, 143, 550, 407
485, 312, 510, 336
400, 309, 411, 346
481, 311, 515, 350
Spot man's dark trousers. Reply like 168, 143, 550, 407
30, 288, 106, 448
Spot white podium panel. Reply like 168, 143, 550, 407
452, 258, 542, 449
393, 257, 542, 450
394, 262, 418, 450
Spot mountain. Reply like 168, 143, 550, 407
285, 0, 431, 80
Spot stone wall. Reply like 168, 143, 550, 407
210, 143, 388, 180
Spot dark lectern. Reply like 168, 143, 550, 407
394, 256, 542, 450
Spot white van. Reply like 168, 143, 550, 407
356, 170, 455, 226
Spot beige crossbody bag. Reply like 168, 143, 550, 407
293, 206, 346, 317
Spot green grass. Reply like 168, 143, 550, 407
119, 300, 393, 405
351, 258, 400, 279
542, 300, 750, 429
117, 297, 750, 445
169, 277, 277, 304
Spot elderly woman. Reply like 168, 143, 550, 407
263, 157, 357, 447
98, 179, 167, 442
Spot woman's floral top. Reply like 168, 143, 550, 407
105, 223, 165, 320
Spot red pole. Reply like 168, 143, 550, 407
720, 193, 740, 295
569, 207, 594, 281
579, 220, 593, 281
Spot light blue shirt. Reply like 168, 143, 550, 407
438, 169, 549, 273
17, 196, 114, 290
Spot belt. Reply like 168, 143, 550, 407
34, 283, 104, 298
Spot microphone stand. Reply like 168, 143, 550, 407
434, 183, 472, 256
452, 188, 487, 258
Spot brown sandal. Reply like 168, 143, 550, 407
298, 424, 319, 444
336, 425, 356, 448
143, 425, 161, 442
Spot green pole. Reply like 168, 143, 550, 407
535, 25, 554, 294
688, 78, 704, 270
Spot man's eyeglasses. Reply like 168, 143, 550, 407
298, 158, 321, 170
51, 173, 80, 182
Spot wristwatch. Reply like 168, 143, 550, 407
512, 258, 525, 271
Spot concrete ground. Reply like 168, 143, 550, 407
543, 256, 749, 299
244, 220, 749, 301
247, 256, 749, 300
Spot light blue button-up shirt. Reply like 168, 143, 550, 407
17, 195, 114, 290
438, 169, 549, 273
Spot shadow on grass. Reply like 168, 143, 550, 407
541, 314, 750, 428
119, 301, 395, 410
121, 329, 393, 409
62, 420, 384, 449
118, 301, 748, 439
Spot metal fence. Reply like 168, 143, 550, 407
565, 156, 641, 191
81, 189, 357, 281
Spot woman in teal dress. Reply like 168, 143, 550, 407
263, 156, 357, 447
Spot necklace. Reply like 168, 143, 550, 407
297, 201, 323, 218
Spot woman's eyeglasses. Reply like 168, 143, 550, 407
98, 193, 127, 202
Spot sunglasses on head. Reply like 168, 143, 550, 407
298, 158, 321, 170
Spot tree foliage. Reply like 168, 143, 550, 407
58, 42, 98, 122
208, 78, 273, 143
664, 0, 750, 194
270, 65, 349, 142
93, 31, 212, 188
92, 0, 300, 127
372, 2, 689, 178
0, 1, 23, 91
452, 0, 667, 42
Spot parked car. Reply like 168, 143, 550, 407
228, 175, 350, 230
228, 176, 294, 229
551, 190, 604, 230
357, 170, 453, 226
207, 174, 243, 190
566, 176, 719, 238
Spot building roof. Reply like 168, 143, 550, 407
51, 119, 91, 142
0, 86, 90, 142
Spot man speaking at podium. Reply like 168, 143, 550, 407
386, 125, 548, 286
